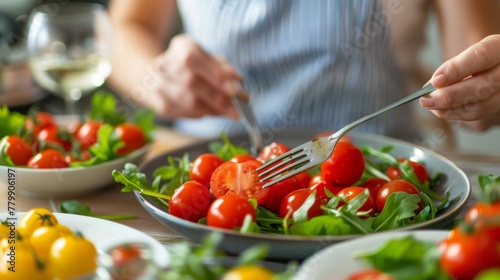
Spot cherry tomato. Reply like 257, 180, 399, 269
65, 149, 92, 164
189, 153, 225, 187
308, 179, 344, 201
168, 181, 212, 222
222, 264, 275, 280
279, 189, 323, 219
76, 120, 103, 149
360, 178, 388, 211
295, 171, 312, 187
114, 123, 147, 155
210, 160, 269, 205
0, 236, 52, 280
376, 180, 422, 214
348, 269, 396, 280
207, 194, 256, 229
337, 186, 375, 216
262, 176, 306, 213
464, 202, 500, 240
320, 142, 365, 187
27, 149, 69, 169
25, 111, 56, 135
37, 126, 72, 151
256, 142, 290, 162
386, 158, 430, 184
229, 154, 256, 163
49, 233, 98, 279
0, 220, 12, 239
109, 244, 143, 266
0, 135, 33, 166
66, 121, 82, 136
439, 228, 500, 279
30, 224, 72, 261
17, 208, 59, 238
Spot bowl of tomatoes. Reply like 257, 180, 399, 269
0, 93, 154, 198
122, 129, 470, 260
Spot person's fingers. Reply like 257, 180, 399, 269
427, 92, 500, 122
421, 64, 500, 110
432, 35, 500, 87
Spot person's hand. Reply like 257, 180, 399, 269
420, 35, 500, 131
151, 34, 242, 119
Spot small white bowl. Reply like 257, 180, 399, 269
0, 143, 151, 198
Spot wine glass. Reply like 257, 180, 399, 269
26, 3, 112, 114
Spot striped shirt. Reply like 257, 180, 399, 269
174, 0, 421, 142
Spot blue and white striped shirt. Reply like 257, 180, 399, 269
174, 0, 421, 142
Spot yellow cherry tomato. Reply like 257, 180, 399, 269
49, 233, 98, 279
222, 264, 275, 280
18, 208, 58, 238
0, 235, 52, 280
0, 220, 12, 239
30, 224, 73, 261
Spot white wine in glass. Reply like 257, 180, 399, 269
26, 3, 112, 114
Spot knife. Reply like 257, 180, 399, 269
231, 82, 263, 156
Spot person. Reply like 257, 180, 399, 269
107, 0, 500, 143
421, 35, 500, 132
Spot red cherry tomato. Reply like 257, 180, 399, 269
0, 135, 33, 166
189, 153, 225, 187
308, 174, 324, 188
76, 120, 103, 149
257, 142, 290, 162
360, 178, 388, 211
64, 150, 92, 164
37, 126, 72, 151
109, 244, 143, 266
376, 179, 422, 214
294, 171, 312, 187
337, 186, 375, 216
279, 189, 323, 219
114, 123, 147, 155
308, 180, 344, 201
168, 181, 212, 222
27, 149, 69, 169
262, 176, 306, 213
210, 159, 269, 205
207, 194, 256, 229
320, 142, 365, 187
464, 202, 500, 240
386, 158, 430, 184
347, 269, 396, 280
25, 111, 56, 134
229, 154, 256, 163
439, 228, 500, 280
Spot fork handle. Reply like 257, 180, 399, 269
332, 83, 437, 139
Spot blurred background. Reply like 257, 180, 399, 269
0, 0, 498, 157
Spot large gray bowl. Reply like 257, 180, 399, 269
135, 129, 470, 260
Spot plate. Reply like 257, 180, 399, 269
0, 115, 151, 198
294, 230, 449, 280
135, 129, 470, 260
0, 212, 170, 268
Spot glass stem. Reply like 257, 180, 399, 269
65, 88, 82, 115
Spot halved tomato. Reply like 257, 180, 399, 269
210, 159, 269, 205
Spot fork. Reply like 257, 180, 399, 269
257, 83, 437, 188
231, 82, 264, 156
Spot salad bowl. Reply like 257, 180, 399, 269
135, 129, 470, 260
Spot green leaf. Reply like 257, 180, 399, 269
292, 190, 318, 223
88, 91, 127, 125
236, 243, 269, 266
372, 192, 420, 231
154, 154, 191, 196
289, 215, 353, 236
0, 136, 15, 166
59, 200, 137, 220
209, 132, 249, 161
112, 163, 171, 200
255, 207, 285, 234
132, 109, 156, 141
477, 174, 500, 204
0, 106, 26, 139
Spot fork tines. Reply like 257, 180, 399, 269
256, 144, 312, 188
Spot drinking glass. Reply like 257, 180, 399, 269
26, 3, 112, 114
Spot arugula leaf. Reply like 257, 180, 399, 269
88, 91, 127, 125
289, 215, 353, 236
59, 200, 137, 220
371, 192, 421, 231
255, 207, 285, 234
292, 190, 318, 223
209, 132, 249, 161
0, 106, 26, 139
112, 163, 171, 200
132, 109, 156, 141
356, 235, 449, 280
153, 153, 191, 196
477, 174, 500, 204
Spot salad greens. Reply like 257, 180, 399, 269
113, 134, 450, 237
59, 200, 137, 221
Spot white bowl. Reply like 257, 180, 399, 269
0, 143, 150, 198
